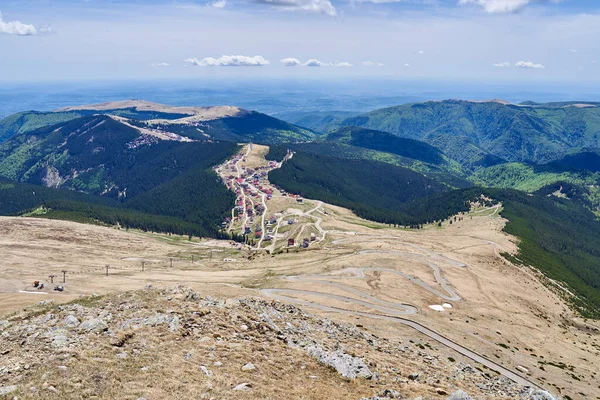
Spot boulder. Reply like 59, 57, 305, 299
447, 390, 472, 400
306, 345, 372, 379
79, 318, 108, 333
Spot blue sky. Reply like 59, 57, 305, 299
1, 0, 599, 82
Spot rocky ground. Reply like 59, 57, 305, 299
0, 287, 557, 399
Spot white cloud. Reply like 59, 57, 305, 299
151, 62, 170, 67
0, 11, 37, 36
570, 48, 578, 53
253, 0, 336, 16
457, 0, 559, 14
287, 59, 353, 67
280, 58, 303, 66
404, 63, 411, 67
362, 61, 384, 67
493, 61, 511, 67
593, 61, 598, 64
184, 55, 270, 67
417, 50, 425, 55
304, 59, 328, 67
208, 0, 227, 8
515, 60, 545, 69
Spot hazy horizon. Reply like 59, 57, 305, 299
2, 77, 600, 119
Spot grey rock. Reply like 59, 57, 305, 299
306, 345, 372, 379
360, 389, 403, 400
43, 328, 70, 347
529, 390, 557, 400
0, 320, 10, 329
40, 314, 55, 324
116, 352, 127, 359
447, 390, 472, 400
79, 318, 108, 333
200, 366, 212, 377
62, 315, 79, 328
233, 383, 252, 391
241, 363, 256, 372
168, 315, 180, 332
0, 386, 18, 396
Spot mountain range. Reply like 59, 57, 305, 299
1, 99, 600, 319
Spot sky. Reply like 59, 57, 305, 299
0, 0, 599, 83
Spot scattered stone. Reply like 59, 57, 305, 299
116, 352, 127, 359
200, 366, 212, 377
47, 386, 58, 393
241, 363, 256, 372
240, 324, 249, 331
436, 388, 448, 395
62, 315, 79, 328
213, 361, 223, 367
360, 389, 403, 400
529, 390, 557, 400
408, 373, 420, 381
79, 318, 108, 333
233, 383, 252, 391
306, 345, 372, 379
0, 386, 18, 396
447, 390, 472, 400
184, 352, 192, 360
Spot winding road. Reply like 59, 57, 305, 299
218, 145, 542, 390
260, 237, 541, 390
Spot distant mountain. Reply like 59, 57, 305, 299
0, 100, 316, 146
276, 110, 360, 133
332, 100, 600, 168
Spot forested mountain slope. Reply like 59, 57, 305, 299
323, 126, 446, 166
333, 100, 600, 168
0, 114, 240, 238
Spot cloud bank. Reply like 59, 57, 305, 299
493, 62, 511, 67
208, 0, 227, 8
458, 0, 559, 14
515, 60, 545, 69
281, 58, 353, 67
254, 0, 336, 16
185, 55, 270, 66
151, 62, 171, 67
0, 11, 37, 36
362, 61, 384, 67
280, 58, 303, 66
